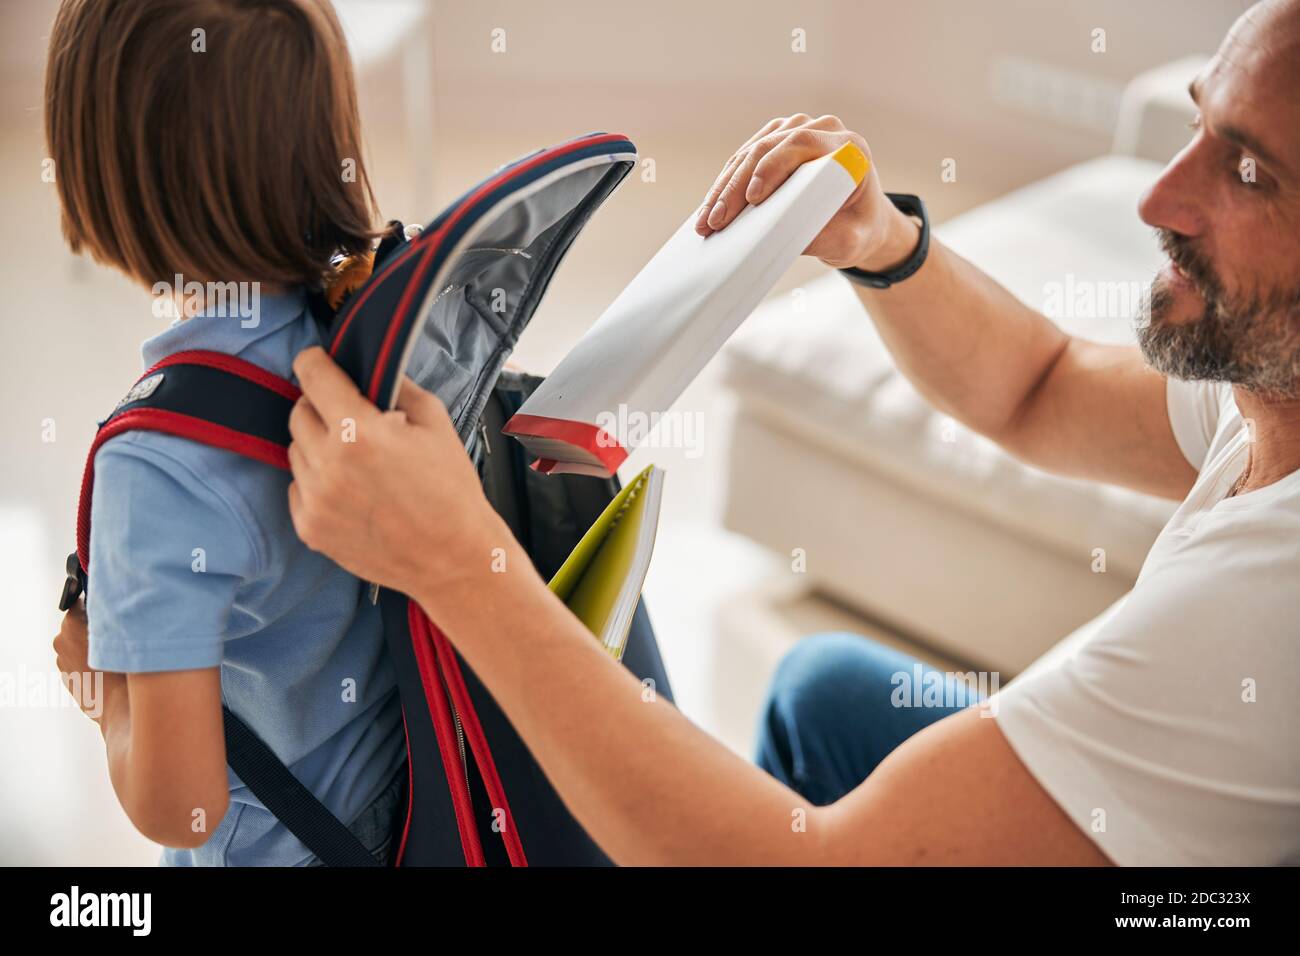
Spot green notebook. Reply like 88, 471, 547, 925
547, 464, 664, 660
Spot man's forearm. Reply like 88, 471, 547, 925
413, 531, 1105, 866
850, 209, 1070, 441
418, 533, 835, 865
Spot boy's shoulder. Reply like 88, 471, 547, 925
86, 430, 280, 673
91, 295, 320, 570
91, 428, 279, 580
84, 297, 317, 673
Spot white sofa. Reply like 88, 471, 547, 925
718, 60, 1202, 674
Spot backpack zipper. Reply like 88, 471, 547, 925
407, 602, 484, 864
439, 663, 470, 788
429, 622, 529, 866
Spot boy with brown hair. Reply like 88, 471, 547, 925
46, 0, 404, 865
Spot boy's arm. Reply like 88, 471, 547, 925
80, 435, 263, 849
110, 672, 228, 848
56, 600, 229, 847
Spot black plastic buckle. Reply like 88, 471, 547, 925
58, 551, 85, 612
374, 220, 409, 267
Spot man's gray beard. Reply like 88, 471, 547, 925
1136, 270, 1300, 399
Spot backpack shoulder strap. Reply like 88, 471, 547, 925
75, 349, 300, 571
222, 706, 382, 867
70, 349, 382, 867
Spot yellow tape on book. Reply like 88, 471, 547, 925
831, 142, 869, 185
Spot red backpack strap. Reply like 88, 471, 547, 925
64, 351, 391, 867
73, 350, 301, 575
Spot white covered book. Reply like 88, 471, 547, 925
503, 142, 868, 476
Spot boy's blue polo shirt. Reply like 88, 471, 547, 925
85, 288, 404, 865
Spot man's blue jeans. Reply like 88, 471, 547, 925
756, 631, 976, 805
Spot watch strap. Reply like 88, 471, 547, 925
839, 193, 930, 289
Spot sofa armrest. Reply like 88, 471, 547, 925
1111, 55, 1207, 164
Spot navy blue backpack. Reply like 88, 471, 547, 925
64, 133, 674, 866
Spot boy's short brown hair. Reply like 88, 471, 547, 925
45, 0, 379, 289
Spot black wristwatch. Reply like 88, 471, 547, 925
839, 193, 930, 289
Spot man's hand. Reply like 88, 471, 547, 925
693, 113, 918, 271
53, 599, 121, 725
287, 347, 517, 605
696, 115, 1194, 500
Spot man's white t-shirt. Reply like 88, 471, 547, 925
992, 378, 1300, 866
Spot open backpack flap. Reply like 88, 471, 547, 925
328, 131, 639, 433
65, 132, 675, 866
